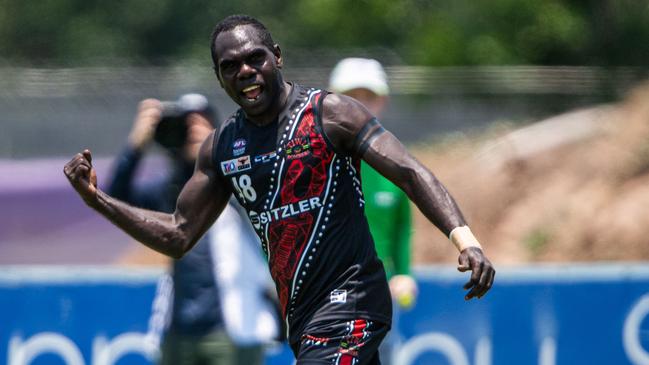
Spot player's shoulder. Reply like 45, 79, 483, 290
316, 93, 375, 156
320, 92, 374, 141
214, 110, 243, 142
322, 92, 356, 111
220, 110, 242, 132
321, 92, 372, 125
207, 110, 239, 160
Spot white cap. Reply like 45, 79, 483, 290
329, 58, 389, 96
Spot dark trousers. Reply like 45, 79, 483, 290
161, 330, 264, 365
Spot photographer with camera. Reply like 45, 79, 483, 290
107, 94, 279, 365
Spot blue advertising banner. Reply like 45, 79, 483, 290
0, 267, 159, 365
395, 265, 649, 365
1, 264, 648, 365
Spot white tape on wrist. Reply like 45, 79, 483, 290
449, 226, 483, 252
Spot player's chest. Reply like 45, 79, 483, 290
219, 119, 330, 208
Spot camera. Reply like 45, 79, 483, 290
153, 94, 214, 149
154, 101, 189, 149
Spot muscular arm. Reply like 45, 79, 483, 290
63, 131, 231, 259
321, 93, 495, 299
365, 133, 466, 235
321, 94, 464, 235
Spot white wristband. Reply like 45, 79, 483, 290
449, 226, 483, 252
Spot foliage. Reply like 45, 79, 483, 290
1, 0, 648, 66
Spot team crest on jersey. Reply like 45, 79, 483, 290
221, 155, 251, 176
232, 138, 247, 156
284, 137, 311, 160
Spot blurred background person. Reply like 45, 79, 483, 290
107, 93, 279, 365
329, 57, 418, 365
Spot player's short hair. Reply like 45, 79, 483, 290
210, 14, 276, 68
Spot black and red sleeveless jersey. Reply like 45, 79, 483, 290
212, 83, 391, 344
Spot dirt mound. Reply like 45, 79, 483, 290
411, 82, 649, 264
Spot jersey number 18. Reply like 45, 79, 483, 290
232, 174, 257, 202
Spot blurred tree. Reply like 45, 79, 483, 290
0, 0, 647, 66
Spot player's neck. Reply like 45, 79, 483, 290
246, 81, 293, 127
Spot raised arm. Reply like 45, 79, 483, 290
63, 130, 231, 259
321, 93, 495, 299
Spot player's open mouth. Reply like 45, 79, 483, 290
242, 84, 263, 101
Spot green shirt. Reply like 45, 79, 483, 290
361, 161, 412, 278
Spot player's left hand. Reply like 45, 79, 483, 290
457, 247, 495, 300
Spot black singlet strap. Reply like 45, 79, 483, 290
312, 90, 343, 154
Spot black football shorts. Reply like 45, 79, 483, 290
292, 319, 389, 365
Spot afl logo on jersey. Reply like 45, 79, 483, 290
221, 155, 251, 176
232, 138, 247, 156
285, 137, 311, 160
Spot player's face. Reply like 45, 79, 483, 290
213, 25, 284, 120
